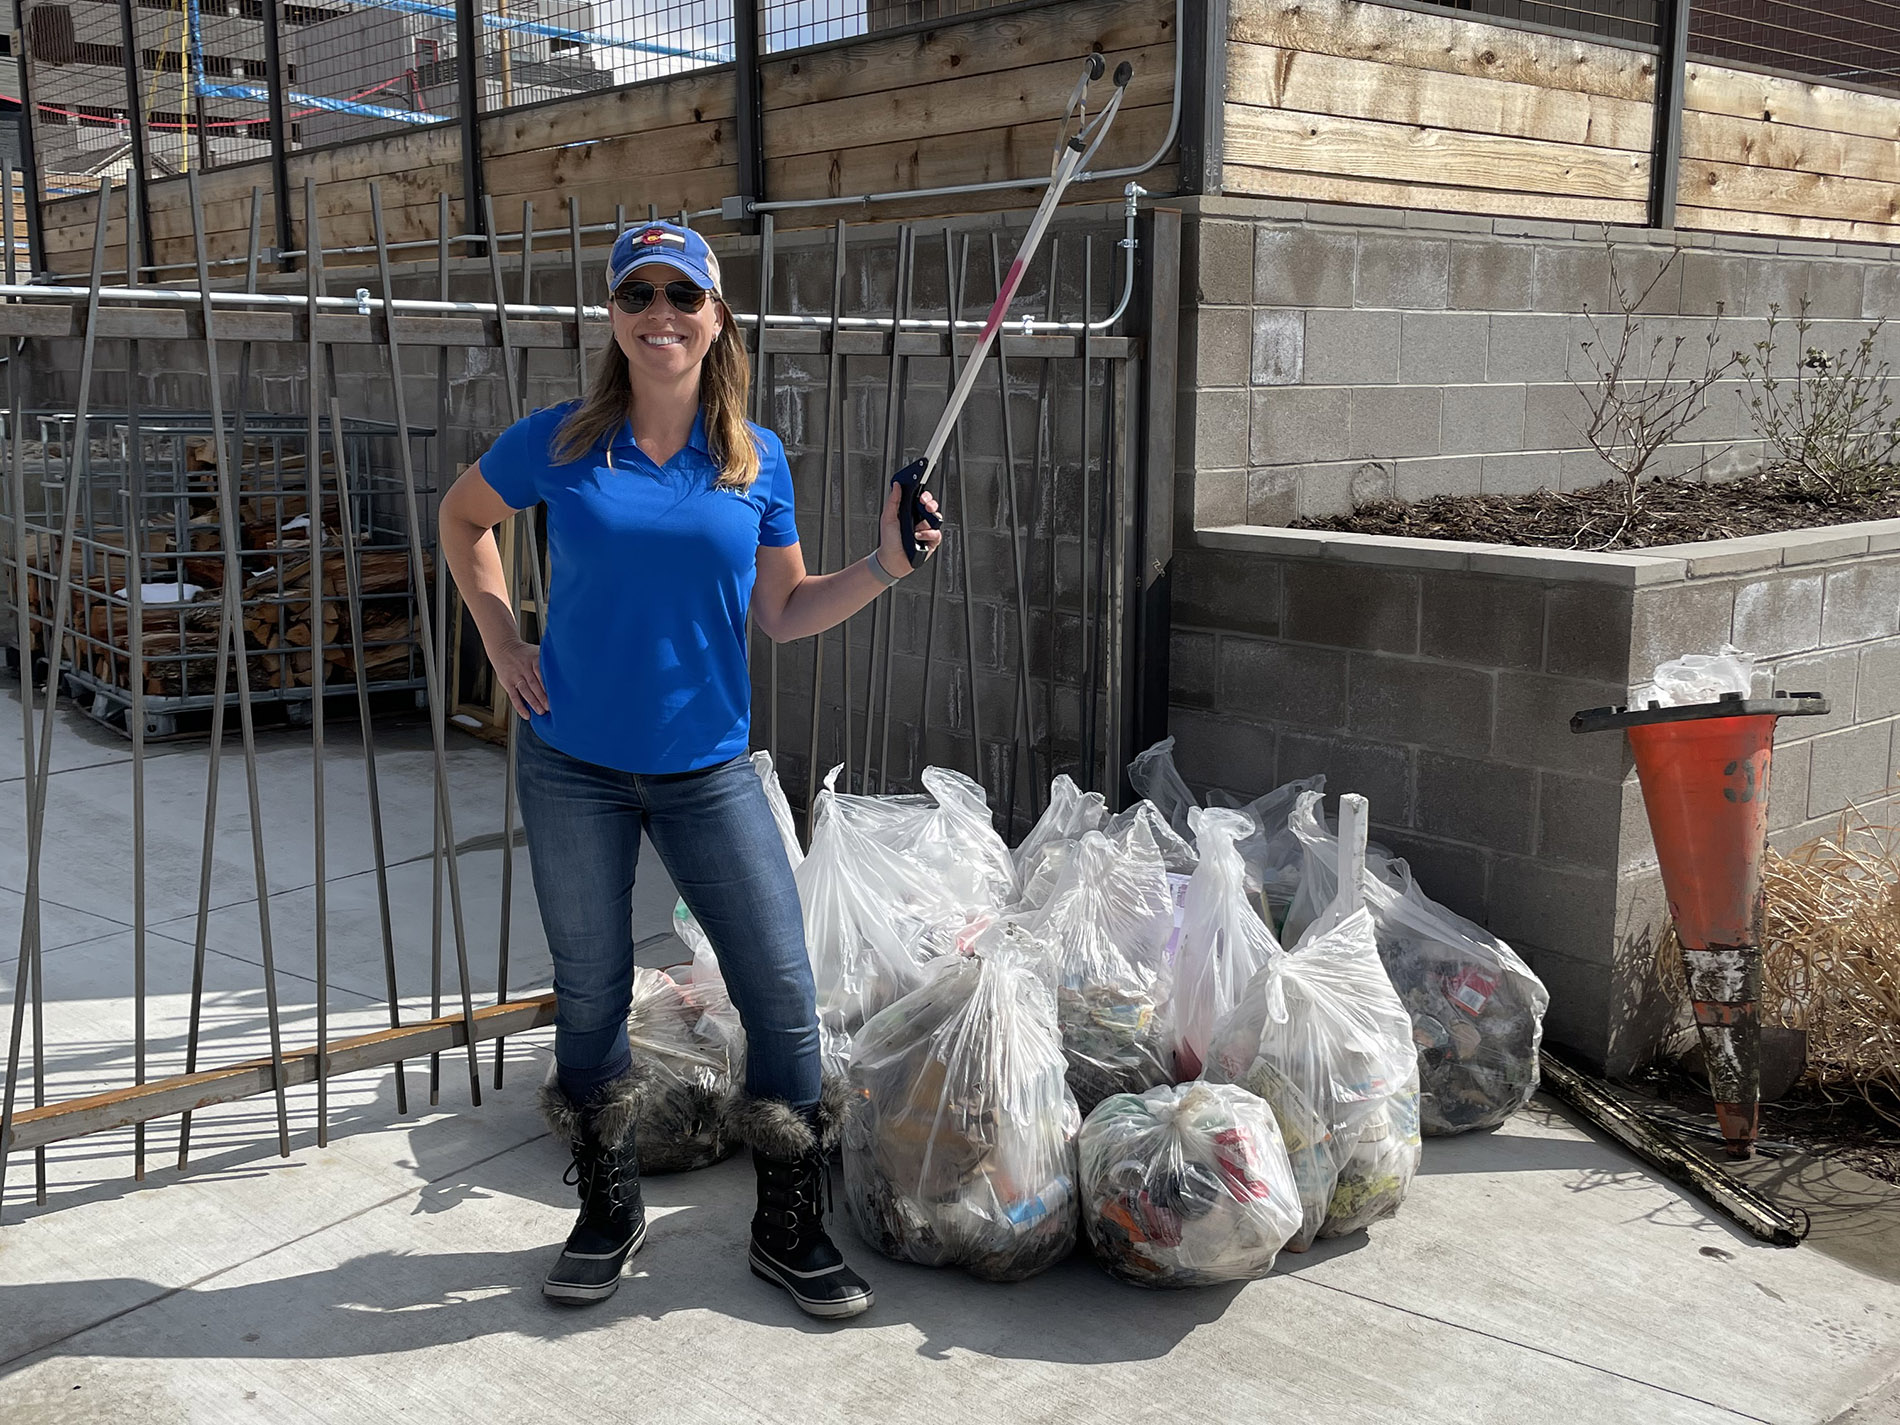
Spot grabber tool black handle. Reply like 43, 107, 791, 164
891, 458, 943, 569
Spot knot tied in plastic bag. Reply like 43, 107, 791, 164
1169, 806, 1283, 1080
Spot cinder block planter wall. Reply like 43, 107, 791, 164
1168, 204, 1900, 1073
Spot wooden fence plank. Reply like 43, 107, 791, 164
482, 118, 734, 201
1683, 109, 1900, 188
1682, 154, 1900, 227
1685, 61, 1900, 145
482, 66, 738, 158
764, 42, 1175, 159
1230, 0, 1657, 103
763, 0, 1174, 107
1225, 101, 1648, 202
1222, 160, 1645, 223
1227, 40, 1654, 151
767, 102, 1172, 206
1679, 202, 1900, 248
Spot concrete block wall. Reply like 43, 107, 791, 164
1177, 198, 1900, 532
1168, 520, 1900, 1074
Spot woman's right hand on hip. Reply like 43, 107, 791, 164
492, 638, 549, 718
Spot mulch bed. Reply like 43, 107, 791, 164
1295, 471, 1900, 551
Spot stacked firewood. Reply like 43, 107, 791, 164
18, 439, 430, 701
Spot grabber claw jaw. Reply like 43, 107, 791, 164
890, 458, 942, 569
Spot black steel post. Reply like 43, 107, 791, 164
1126, 207, 1180, 802
116, 0, 155, 277
1177, 0, 1228, 196
13, 0, 47, 276
455, 0, 485, 247
262, 0, 294, 269
732, 0, 764, 232
1648, 0, 1690, 230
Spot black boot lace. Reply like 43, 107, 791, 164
763, 1150, 833, 1249
565, 1135, 637, 1220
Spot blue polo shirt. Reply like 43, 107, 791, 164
477, 401, 799, 774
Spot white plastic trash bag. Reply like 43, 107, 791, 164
1014, 773, 1108, 884
1128, 736, 1199, 842
1203, 907, 1422, 1250
1079, 1082, 1304, 1288
1377, 863, 1548, 1136
1633, 643, 1755, 708
1016, 830, 1174, 1112
1226, 774, 1325, 928
797, 781, 966, 1077
888, 767, 1019, 909
843, 925, 1081, 1282
1169, 807, 1282, 1080
624, 966, 746, 1173
1281, 794, 1548, 1136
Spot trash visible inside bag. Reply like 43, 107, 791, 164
1633, 643, 1755, 708
623, 965, 746, 1173
798, 775, 971, 1078
1169, 807, 1282, 1080
843, 924, 1081, 1282
1079, 1081, 1304, 1288
1015, 831, 1174, 1113
1378, 864, 1547, 1135
1203, 907, 1421, 1250
1014, 774, 1108, 890
1281, 793, 1548, 1135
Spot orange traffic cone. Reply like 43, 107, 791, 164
1573, 690, 1828, 1159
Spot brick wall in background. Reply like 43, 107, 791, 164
1176, 199, 1900, 534
1167, 521, 1900, 1073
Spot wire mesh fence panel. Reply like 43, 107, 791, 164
1406, 0, 1660, 45
474, 0, 730, 111
279, 0, 461, 150
1690, 0, 1900, 92
762, 0, 1019, 52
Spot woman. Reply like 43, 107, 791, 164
438, 221, 941, 1319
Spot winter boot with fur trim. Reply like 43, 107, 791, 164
731, 1083, 874, 1320
538, 1073, 647, 1304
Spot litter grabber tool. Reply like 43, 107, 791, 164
890, 52, 1135, 567
1571, 690, 1828, 1158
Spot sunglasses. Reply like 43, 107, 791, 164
612, 279, 711, 316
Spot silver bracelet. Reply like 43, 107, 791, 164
865, 551, 903, 588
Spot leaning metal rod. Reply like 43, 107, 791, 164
483, 192, 539, 1089
754, 215, 780, 767
945, 232, 986, 786
310, 184, 408, 1117
188, 167, 294, 1157
0, 177, 109, 1211
305, 187, 333, 1149
369, 182, 483, 1108
873, 225, 916, 797
428, 193, 451, 1107
1077, 237, 1095, 791
862, 224, 910, 793
803, 221, 846, 833
1035, 236, 1062, 799
912, 235, 952, 787
989, 231, 1040, 833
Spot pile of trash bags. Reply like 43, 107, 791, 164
618, 738, 1548, 1288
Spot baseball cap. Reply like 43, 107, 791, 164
606, 221, 723, 299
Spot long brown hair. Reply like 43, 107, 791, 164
552, 299, 759, 489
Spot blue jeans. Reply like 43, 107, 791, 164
514, 722, 821, 1109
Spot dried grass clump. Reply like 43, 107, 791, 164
1655, 807, 1900, 1124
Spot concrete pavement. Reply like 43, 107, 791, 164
3, 679, 1898, 1424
